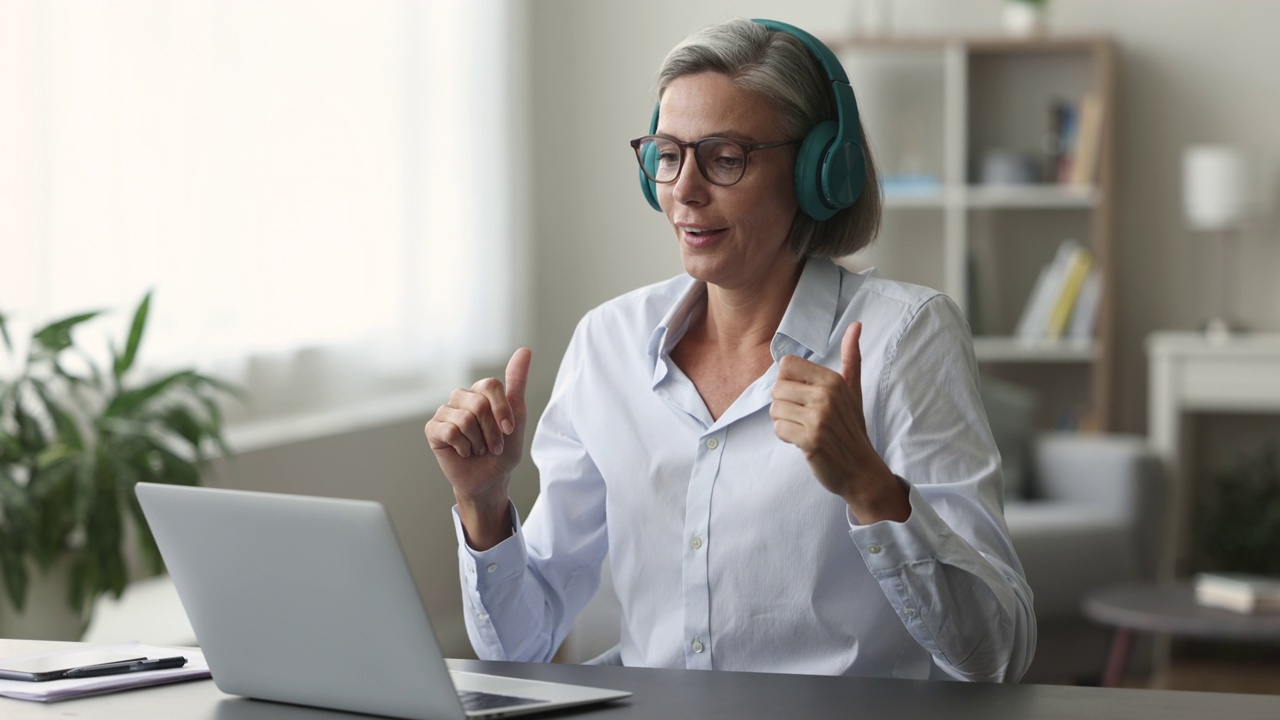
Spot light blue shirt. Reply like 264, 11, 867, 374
454, 257, 1036, 681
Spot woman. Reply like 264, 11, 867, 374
426, 18, 1035, 682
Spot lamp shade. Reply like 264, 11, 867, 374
1183, 145, 1248, 231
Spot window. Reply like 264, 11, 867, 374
0, 0, 523, 446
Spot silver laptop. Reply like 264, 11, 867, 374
135, 483, 630, 719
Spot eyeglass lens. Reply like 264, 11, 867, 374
638, 137, 748, 186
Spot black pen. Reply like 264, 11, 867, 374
61, 656, 188, 679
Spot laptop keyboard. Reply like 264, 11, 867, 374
458, 690, 549, 712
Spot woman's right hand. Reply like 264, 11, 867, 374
425, 347, 532, 549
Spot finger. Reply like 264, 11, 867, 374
769, 397, 814, 426
772, 417, 809, 448
770, 378, 826, 406
426, 414, 477, 458
503, 347, 533, 432
470, 377, 511, 454
451, 388, 501, 456
841, 322, 863, 389
776, 354, 830, 384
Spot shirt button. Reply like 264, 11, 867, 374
691, 639, 705, 653
467, 563, 475, 574
486, 563, 498, 573
477, 613, 489, 624
868, 544, 882, 554
903, 608, 917, 618
691, 536, 703, 550
706, 438, 718, 450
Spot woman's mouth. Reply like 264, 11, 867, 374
679, 225, 728, 248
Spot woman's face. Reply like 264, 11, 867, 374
656, 72, 800, 292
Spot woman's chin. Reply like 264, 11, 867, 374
679, 251, 725, 283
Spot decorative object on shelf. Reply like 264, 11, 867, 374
0, 292, 239, 640
979, 149, 1037, 186
1194, 572, 1280, 614
1192, 442, 1280, 581
1182, 145, 1250, 343
1003, 0, 1049, 37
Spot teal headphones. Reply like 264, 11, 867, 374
638, 18, 865, 221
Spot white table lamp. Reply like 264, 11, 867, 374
1182, 145, 1249, 342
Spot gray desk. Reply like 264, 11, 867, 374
4, 640, 1280, 720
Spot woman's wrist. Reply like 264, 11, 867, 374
456, 485, 514, 551
843, 467, 911, 525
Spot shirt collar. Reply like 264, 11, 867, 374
770, 257, 842, 362
645, 257, 845, 379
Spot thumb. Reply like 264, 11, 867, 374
505, 347, 532, 412
840, 322, 862, 389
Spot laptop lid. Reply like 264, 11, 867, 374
135, 483, 629, 719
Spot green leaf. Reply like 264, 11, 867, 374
128, 494, 165, 574
13, 398, 47, 451
0, 531, 30, 611
0, 468, 35, 539
31, 380, 86, 451
0, 311, 12, 354
31, 311, 102, 361
113, 292, 151, 380
104, 370, 198, 419
154, 446, 200, 486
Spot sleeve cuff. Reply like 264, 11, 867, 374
452, 501, 528, 587
847, 481, 957, 574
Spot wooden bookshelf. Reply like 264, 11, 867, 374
836, 34, 1117, 430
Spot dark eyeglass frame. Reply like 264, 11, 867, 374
629, 135, 800, 187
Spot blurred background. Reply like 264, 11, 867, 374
2, 0, 1278, 692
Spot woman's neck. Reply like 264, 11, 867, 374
697, 258, 804, 355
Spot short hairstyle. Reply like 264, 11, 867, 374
657, 18, 881, 259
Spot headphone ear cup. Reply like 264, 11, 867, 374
794, 121, 839, 221
639, 141, 661, 211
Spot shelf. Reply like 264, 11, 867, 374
883, 184, 1097, 210
973, 336, 1099, 363
883, 187, 947, 208
829, 34, 1112, 55
965, 184, 1098, 208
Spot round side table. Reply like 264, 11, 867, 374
1082, 582, 1280, 687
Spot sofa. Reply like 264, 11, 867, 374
1006, 432, 1166, 683
562, 432, 1168, 684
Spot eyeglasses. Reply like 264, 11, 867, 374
629, 135, 799, 187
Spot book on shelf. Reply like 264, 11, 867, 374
1067, 269, 1102, 341
1015, 239, 1093, 343
1194, 572, 1280, 614
1045, 94, 1104, 186
1069, 94, 1105, 186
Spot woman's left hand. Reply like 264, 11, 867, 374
769, 322, 911, 524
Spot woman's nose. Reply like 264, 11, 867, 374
670, 147, 709, 206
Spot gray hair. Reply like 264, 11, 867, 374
657, 18, 881, 259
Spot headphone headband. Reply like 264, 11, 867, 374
638, 19, 866, 220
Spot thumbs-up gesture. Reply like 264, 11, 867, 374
426, 347, 532, 547
770, 322, 909, 524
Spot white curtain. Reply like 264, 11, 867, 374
0, 0, 520, 441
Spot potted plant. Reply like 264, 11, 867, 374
1194, 442, 1280, 576
1004, 0, 1050, 37
0, 292, 238, 639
